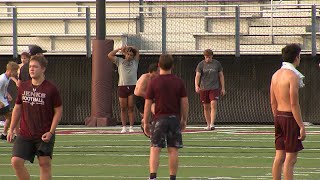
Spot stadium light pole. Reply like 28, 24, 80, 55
85, 0, 116, 126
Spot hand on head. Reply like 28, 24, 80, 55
120, 46, 127, 53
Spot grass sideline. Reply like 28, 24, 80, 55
0, 126, 319, 179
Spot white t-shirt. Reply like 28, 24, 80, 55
0, 73, 10, 107
114, 57, 139, 86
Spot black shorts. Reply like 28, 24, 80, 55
150, 115, 183, 148
12, 135, 55, 163
0, 105, 11, 116
135, 95, 145, 114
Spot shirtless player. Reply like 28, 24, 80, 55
134, 63, 158, 136
270, 43, 306, 180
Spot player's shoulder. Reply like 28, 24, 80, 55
0, 73, 5, 80
43, 80, 59, 89
151, 74, 161, 81
198, 60, 205, 65
171, 74, 185, 84
280, 68, 298, 78
20, 79, 31, 85
272, 69, 298, 82
212, 59, 222, 66
21, 62, 29, 69
114, 56, 124, 62
272, 69, 283, 79
213, 59, 221, 63
140, 73, 149, 79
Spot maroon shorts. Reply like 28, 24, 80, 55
118, 85, 135, 98
274, 111, 304, 152
199, 89, 220, 104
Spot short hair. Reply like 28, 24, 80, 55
282, 44, 301, 63
30, 55, 48, 68
148, 63, 158, 73
6, 61, 19, 71
20, 52, 30, 59
159, 54, 173, 71
203, 49, 213, 56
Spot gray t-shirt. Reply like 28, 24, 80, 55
196, 59, 223, 90
114, 57, 139, 86
0, 73, 10, 106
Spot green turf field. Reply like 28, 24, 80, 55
0, 126, 319, 179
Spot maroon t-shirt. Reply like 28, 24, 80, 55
16, 80, 62, 139
145, 74, 187, 119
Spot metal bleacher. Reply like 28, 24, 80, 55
2, 1, 320, 126
0, 0, 320, 55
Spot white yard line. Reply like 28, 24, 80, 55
1, 153, 320, 160
0, 175, 274, 179
0, 163, 319, 170
55, 125, 320, 130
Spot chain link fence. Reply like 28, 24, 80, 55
1, 3, 320, 56
1, 55, 320, 125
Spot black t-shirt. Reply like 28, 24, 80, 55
18, 62, 31, 82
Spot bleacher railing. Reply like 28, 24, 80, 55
0, 4, 319, 57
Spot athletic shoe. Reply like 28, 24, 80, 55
0, 133, 7, 140
129, 126, 134, 133
210, 126, 215, 130
120, 127, 126, 133
204, 126, 210, 130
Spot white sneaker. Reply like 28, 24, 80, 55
129, 126, 134, 133
204, 126, 210, 130
120, 127, 126, 133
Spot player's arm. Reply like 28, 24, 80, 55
107, 47, 122, 62
17, 79, 22, 87
270, 78, 277, 117
180, 96, 189, 131
0, 80, 5, 100
134, 78, 141, 95
219, 71, 226, 96
290, 75, 303, 128
195, 72, 201, 93
7, 104, 22, 143
42, 105, 63, 143
10, 77, 18, 87
143, 99, 152, 137
17, 67, 24, 87
130, 46, 140, 60
289, 75, 306, 140
6, 92, 12, 102
50, 105, 63, 135
134, 75, 147, 97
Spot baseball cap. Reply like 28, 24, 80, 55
29, 45, 47, 55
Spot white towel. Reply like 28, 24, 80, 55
281, 62, 305, 88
